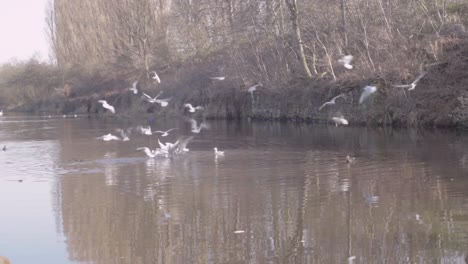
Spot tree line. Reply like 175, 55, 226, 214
47, 0, 467, 86
0, 0, 466, 111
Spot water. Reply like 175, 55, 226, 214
1, 114, 468, 263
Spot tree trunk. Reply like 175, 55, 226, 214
285, 0, 313, 78
340, 0, 348, 48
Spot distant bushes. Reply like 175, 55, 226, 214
0, 60, 130, 109
0, 59, 62, 107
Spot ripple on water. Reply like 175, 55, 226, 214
0, 140, 60, 182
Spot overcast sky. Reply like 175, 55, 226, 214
0, 0, 50, 64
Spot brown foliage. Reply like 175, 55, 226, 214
3, 0, 467, 126
0, 59, 62, 106
47, 0, 467, 89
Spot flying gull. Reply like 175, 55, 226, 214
332, 116, 349, 126
137, 147, 163, 158
392, 71, 427, 91
141, 91, 163, 104
115, 128, 131, 141
155, 97, 171, 107
154, 128, 178, 137
98, 100, 116, 114
175, 136, 194, 154
151, 71, 161, 83
184, 103, 204, 113
129, 81, 138, 94
96, 133, 121, 141
247, 83, 262, 100
135, 125, 153, 135
209, 76, 226, 81
319, 94, 345, 111
189, 118, 209, 133
359, 86, 377, 104
158, 139, 180, 158
338, 55, 354, 69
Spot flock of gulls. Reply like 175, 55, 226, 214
95, 71, 229, 160
2, 56, 428, 161
99, 54, 428, 144
95, 108, 215, 159
321, 54, 427, 127
0, 56, 433, 251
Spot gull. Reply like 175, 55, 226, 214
346, 155, 356, 163
209, 76, 226, 80
189, 118, 209, 133
98, 100, 116, 114
158, 139, 173, 152
141, 91, 163, 104
247, 83, 262, 100
332, 116, 349, 126
135, 125, 152, 135
0, 110, 3, 116
154, 128, 178, 137
247, 83, 262, 94
214, 147, 225, 156
392, 71, 427, 91
348, 256, 356, 264
151, 71, 161, 83
96, 133, 121, 141
158, 140, 169, 152
115, 128, 131, 141
338, 55, 354, 69
155, 97, 171, 107
158, 139, 180, 157
137, 147, 157, 158
175, 136, 194, 154
137, 147, 163, 158
158, 139, 180, 151
129, 81, 138, 94
318, 94, 345, 111
359, 85, 377, 104
184, 103, 204, 113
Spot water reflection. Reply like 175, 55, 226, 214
53, 121, 468, 263
2, 116, 468, 263
103, 152, 117, 186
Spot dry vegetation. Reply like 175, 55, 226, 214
0, 0, 467, 126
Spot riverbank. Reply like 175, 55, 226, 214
11, 75, 465, 128
4, 37, 468, 128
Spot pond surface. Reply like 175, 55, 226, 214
1, 114, 468, 263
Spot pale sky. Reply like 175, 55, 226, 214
0, 0, 50, 64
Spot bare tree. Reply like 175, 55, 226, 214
285, 0, 313, 78
49, 0, 467, 88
